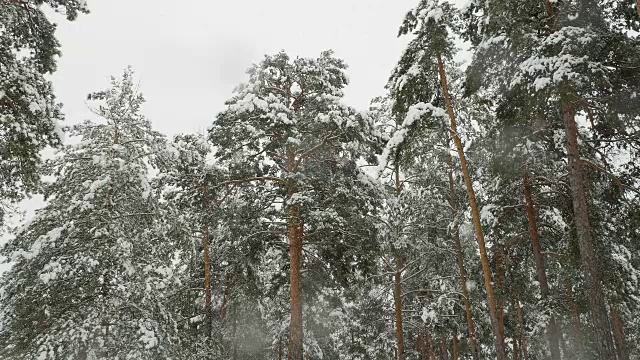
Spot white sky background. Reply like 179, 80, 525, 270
50, 0, 413, 136
1, 0, 414, 271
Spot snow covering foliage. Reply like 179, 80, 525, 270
0, 0, 89, 226
0, 70, 183, 359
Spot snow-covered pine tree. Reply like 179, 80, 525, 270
209, 50, 380, 360
463, 0, 640, 357
391, 0, 509, 358
0, 0, 88, 225
0, 69, 182, 359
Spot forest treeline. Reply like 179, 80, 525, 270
0, 0, 639, 359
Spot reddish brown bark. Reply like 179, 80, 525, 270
562, 101, 616, 359
436, 54, 507, 360
447, 155, 480, 360
493, 243, 506, 352
286, 147, 304, 360
610, 305, 630, 360
523, 172, 561, 359
452, 335, 459, 360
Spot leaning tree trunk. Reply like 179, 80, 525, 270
436, 54, 507, 360
562, 101, 616, 360
447, 155, 480, 360
523, 171, 561, 359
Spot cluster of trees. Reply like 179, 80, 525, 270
1, 0, 639, 359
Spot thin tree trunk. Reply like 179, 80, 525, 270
393, 161, 406, 360
516, 297, 529, 360
440, 334, 448, 360
288, 202, 303, 360
447, 155, 480, 360
203, 228, 213, 338
232, 303, 238, 360
426, 332, 434, 360
421, 332, 429, 360
610, 305, 630, 360
452, 335, 459, 360
287, 149, 304, 360
436, 54, 507, 360
493, 243, 506, 354
562, 101, 616, 360
523, 172, 561, 359
394, 255, 405, 360
514, 338, 520, 360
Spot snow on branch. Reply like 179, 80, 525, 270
375, 102, 447, 177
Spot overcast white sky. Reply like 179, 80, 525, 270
50, 0, 413, 136
1, 0, 415, 270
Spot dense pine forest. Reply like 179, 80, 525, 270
1, 0, 639, 359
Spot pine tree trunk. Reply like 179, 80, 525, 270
452, 335, 459, 360
447, 155, 480, 360
562, 101, 616, 360
523, 172, 561, 359
393, 162, 406, 360
421, 332, 428, 360
203, 228, 213, 338
436, 54, 507, 360
288, 202, 303, 360
610, 305, 630, 360
426, 332, 433, 360
440, 334, 448, 360
516, 297, 529, 360
287, 148, 304, 360
493, 243, 506, 354
394, 255, 405, 360
232, 303, 238, 360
